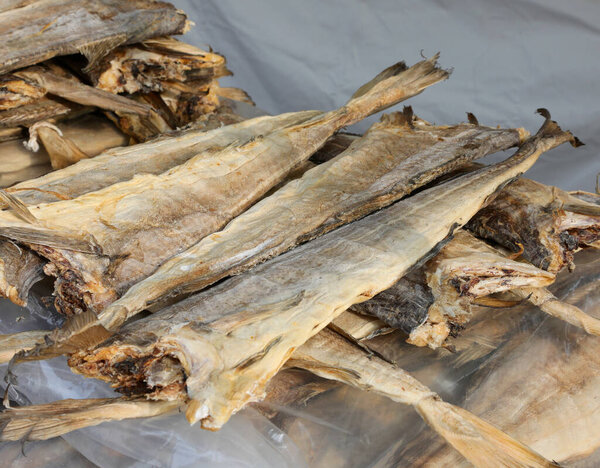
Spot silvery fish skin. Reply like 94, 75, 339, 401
0, 0, 188, 74
92, 108, 525, 333
66, 112, 576, 431
467, 177, 600, 273
0, 56, 449, 315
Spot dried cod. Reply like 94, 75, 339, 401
0, 328, 557, 468
0, 111, 321, 306
57, 112, 577, 434
86, 107, 525, 335
0, 56, 449, 315
0, 0, 189, 74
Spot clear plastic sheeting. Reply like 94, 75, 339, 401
1, 250, 600, 467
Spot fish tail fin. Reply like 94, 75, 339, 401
416, 397, 559, 467
0, 398, 179, 441
345, 53, 450, 118
534, 108, 582, 148
523, 287, 600, 336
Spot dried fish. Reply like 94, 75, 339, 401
412, 305, 600, 466
0, 56, 450, 315
0, 111, 319, 305
0, 329, 556, 467
467, 176, 599, 274
90, 108, 524, 332
288, 328, 556, 468
0, 0, 189, 74
59, 111, 576, 434
0, 398, 180, 441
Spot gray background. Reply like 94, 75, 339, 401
173, 0, 599, 191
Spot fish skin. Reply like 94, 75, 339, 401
467, 177, 600, 273
0, 0, 188, 74
93, 109, 524, 331
0, 56, 450, 315
66, 110, 577, 431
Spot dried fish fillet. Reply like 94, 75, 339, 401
61, 113, 576, 433
6, 112, 318, 206
0, 56, 450, 315
0, 0, 188, 74
93, 108, 524, 331
467, 177, 598, 273
0, 74, 46, 111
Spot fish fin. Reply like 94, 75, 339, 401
416, 397, 559, 467
0, 397, 178, 441
379, 106, 415, 128
348, 53, 450, 112
535, 108, 583, 147
351, 61, 409, 99
0, 191, 37, 224
0, 226, 101, 254
466, 112, 479, 126
79, 34, 127, 74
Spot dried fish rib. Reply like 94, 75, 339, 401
91, 108, 525, 331
60, 112, 577, 434
0, 0, 188, 74
0, 329, 557, 468
0, 56, 450, 315
467, 176, 599, 274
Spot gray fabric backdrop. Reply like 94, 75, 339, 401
173, 0, 599, 191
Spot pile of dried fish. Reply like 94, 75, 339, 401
0, 0, 251, 185
0, 3, 597, 467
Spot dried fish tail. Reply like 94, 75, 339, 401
290, 329, 558, 468
512, 286, 600, 336
0, 398, 180, 441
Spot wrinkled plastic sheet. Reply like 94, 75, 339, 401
1, 249, 600, 467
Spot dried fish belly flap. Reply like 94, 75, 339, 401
467, 177, 599, 273
0, 56, 449, 315
69, 116, 569, 430
0, 0, 189, 74
95, 109, 525, 332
